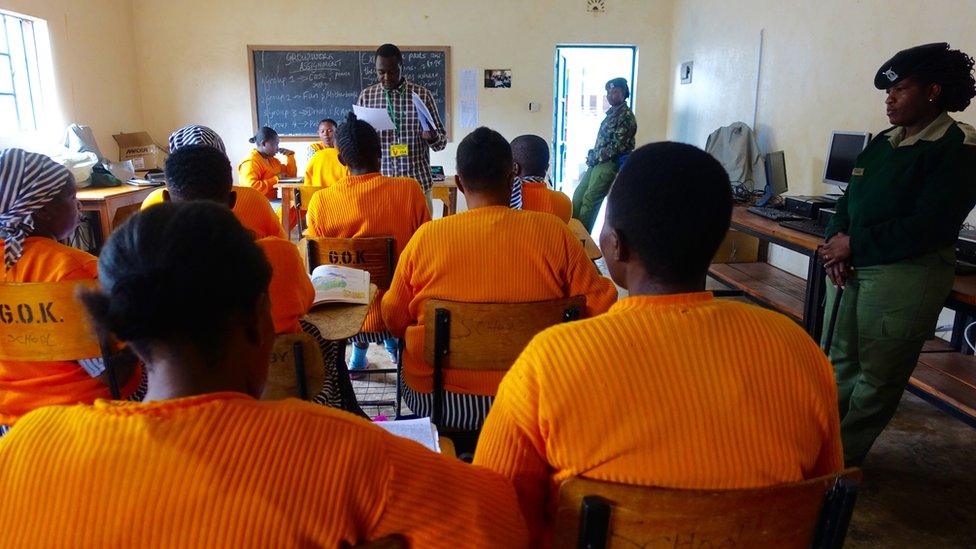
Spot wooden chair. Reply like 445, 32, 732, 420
423, 296, 586, 430
292, 185, 325, 235
0, 280, 121, 398
553, 469, 862, 549
262, 332, 326, 401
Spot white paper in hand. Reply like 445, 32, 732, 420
352, 104, 395, 132
411, 92, 436, 132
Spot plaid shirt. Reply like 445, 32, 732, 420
357, 79, 447, 192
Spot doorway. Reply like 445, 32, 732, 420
553, 45, 637, 197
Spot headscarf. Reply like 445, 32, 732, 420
0, 148, 74, 269
168, 125, 226, 153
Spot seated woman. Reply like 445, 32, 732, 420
142, 125, 285, 239
306, 112, 430, 372
238, 126, 297, 200
304, 118, 348, 188
0, 149, 141, 435
0, 201, 528, 546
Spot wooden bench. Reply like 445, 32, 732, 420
910, 349, 976, 427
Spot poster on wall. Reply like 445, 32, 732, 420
484, 69, 512, 88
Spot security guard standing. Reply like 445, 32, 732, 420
820, 43, 976, 465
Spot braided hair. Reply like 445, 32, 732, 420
80, 201, 272, 363
912, 46, 976, 112
335, 112, 381, 170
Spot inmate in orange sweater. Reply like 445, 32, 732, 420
474, 293, 844, 544
142, 186, 286, 240
304, 147, 348, 188
381, 206, 617, 395
521, 181, 572, 222
238, 149, 297, 199
256, 237, 314, 334
307, 173, 430, 333
0, 238, 142, 425
0, 393, 529, 547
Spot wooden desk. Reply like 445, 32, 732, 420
303, 284, 378, 341
432, 179, 457, 217
276, 179, 308, 240
568, 218, 602, 260
78, 185, 158, 250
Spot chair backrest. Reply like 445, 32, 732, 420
306, 236, 396, 290
0, 280, 103, 362
554, 469, 863, 549
293, 184, 323, 211
263, 332, 326, 401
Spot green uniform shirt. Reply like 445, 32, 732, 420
825, 112, 976, 267
587, 103, 637, 167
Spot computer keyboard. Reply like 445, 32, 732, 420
779, 219, 827, 238
746, 206, 805, 222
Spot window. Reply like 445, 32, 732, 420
0, 11, 43, 132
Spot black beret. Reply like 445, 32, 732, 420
606, 77, 629, 91
874, 42, 948, 89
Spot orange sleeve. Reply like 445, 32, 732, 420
809, 349, 845, 476
140, 188, 166, 211
258, 238, 314, 334
372, 430, 529, 546
283, 153, 297, 178
239, 159, 278, 198
560, 229, 617, 316
259, 199, 287, 240
304, 155, 316, 183
554, 192, 572, 223
474, 344, 552, 546
410, 183, 432, 231
381, 227, 423, 338
305, 190, 327, 237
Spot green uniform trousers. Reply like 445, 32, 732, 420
572, 160, 619, 232
822, 248, 954, 465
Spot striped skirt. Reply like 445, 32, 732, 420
402, 385, 494, 431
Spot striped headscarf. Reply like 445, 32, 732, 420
0, 148, 74, 269
168, 125, 226, 153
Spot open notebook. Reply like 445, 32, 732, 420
374, 418, 441, 453
310, 265, 370, 306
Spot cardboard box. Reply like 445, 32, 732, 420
712, 229, 759, 263
113, 132, 166, 171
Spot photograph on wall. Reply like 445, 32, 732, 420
484, 69, 512, 88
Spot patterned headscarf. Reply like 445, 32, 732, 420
168, 125, 226, 154
0, 148, 74, 269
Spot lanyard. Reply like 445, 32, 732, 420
384, 87, 402, 137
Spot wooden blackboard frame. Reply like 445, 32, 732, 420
247, 45, 452, 142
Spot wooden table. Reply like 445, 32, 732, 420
78, 185, 158, 250
277, 179, 308, 240
568, 218, 602, 260
432, 179, 457, 217
303, 284, 378, 341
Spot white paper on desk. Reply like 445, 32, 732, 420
375, 418, 441, 453
411, 92, 435, 132
352, 104, 395, 132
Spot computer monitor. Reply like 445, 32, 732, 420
755, 150, 787, 207
823, 131, 871, 190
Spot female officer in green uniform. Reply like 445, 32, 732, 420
819, 43, 976, 465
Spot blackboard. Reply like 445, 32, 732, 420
248, 46, 451, 139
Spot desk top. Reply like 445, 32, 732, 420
568, 219, 602, 260
432, 178, 456, 189
951, 276, 976, 307
77, 185, 159, 201
303, 284, 378, 340
730, 206, 821, 254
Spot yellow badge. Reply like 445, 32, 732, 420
851, 168, 865, 176
390, 144, 409, 158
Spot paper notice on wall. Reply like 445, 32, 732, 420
459, 69, 479, 128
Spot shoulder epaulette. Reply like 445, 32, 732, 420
955, 121, 976, 147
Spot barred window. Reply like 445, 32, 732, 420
0, 11, 44, 132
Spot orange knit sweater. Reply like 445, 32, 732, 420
304, 147, 349, 188
381, 206, 617, 395
521, 181, 572, 223
0, 238, 142, 425
306, 173, 430, 333
255, 237, 314, 334
238, 149, 297, 199
0, 393, 528, 546
142, 186, 286, 240
474, 293, 844, 545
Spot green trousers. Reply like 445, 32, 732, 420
822, 248, 954, 465
572, 160, 618, 232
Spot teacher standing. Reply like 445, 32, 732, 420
357, 43, 447, 210
819, 43, 976, 466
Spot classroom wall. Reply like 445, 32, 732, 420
0, 0, 144, 156
128, 0, 674, 177
667, 0, 976, 198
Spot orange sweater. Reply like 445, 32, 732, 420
381, 206, 617, 395
256, 237, 314, 334
0, 238, 142, 425
521, 181, 572, 222
0, 393, 529, 546
238, 149, 297, 199
304, 147, 349, 188
307, 173, 430, 333
142, 186, 286, 240
474, 293, 844, 544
